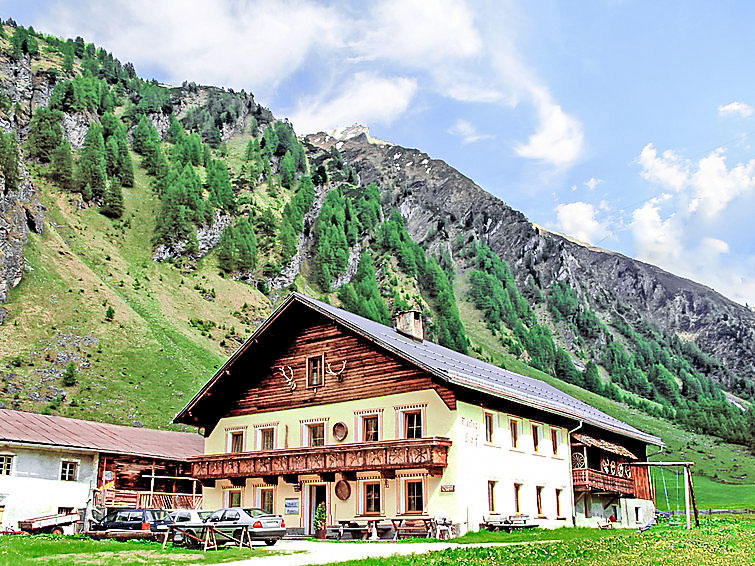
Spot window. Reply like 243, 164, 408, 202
634, 507, 642, 523
484, 412, 494, 443
362, 415, 379, 442
555, 489, 562, 518
536, 486, 544, 517
510, 420, 519, 448
405, 480, 424, 514
174, 511, 191, 523
60, 461, 78, 482
229, 431, 245, 453
307, 356, 323, 387
307, 423, 325, 447
551, 429, 559, 456
487, 481, 496, 512
260, 488, 274, 514
364, 482, 381, 515
532, 424, 540, 452
227, 489, 242, 508
0, 455, 12, 476
58, 507, 74, 515
258, 427, 275, 450
404, 411, 422, 439
513, 483, 521, 513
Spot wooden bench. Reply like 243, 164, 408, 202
391, 517, 436, 539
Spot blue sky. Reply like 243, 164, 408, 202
4, 0, 755, 306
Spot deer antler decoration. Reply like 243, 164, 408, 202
326, 361, 347, 382
278, 366, 296, 391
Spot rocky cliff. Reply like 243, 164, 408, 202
306, 130, 755, 391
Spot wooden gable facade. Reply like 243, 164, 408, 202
177, 300, 455, 434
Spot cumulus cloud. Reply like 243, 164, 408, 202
36, 0, 343, 98
515, 87, 584, 168
718, 101, 754, 118
585, 177, 602, 191
637, 143, 755, 217
447, 119, 494, 144
288, 72, 417, 134
554, 201, 612, 245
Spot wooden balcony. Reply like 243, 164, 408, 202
96, 489, 203, 510
190, 437, 452, 481
572, 468, 635, 496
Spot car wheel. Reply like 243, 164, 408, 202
51, 527, 64, 535
265, 539, 277, 546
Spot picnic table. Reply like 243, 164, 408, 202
331, 520, 392, 540
391, 517, 436, 539
480, 514, 538, 533
162, 523, 255, 551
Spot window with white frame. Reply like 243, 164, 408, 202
484, 412, 495, 443
551, 428, 560, 456
509, 419, 520, 449
362, 481, 382, 515
228, 430, 245, 453
396, 405, 426, 439
0, 455, 12, 476
226, 489, 242, 507
302, 420, 327, 447
60, 460, 78, 482
401, 478, 425, 514
256, 426, 276, 450
355, 411, 382, 442
258, 487, 274, 514
531, 423, 541, 453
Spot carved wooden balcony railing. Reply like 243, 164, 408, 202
190, 437, 452, 481
572, 467, 635, 496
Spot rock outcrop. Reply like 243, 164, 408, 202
306, 130, 755, 390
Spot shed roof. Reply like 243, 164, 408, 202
176, 293, 663, 446
0, 409, 203, 461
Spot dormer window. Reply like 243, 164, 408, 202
307, 356, 323, 387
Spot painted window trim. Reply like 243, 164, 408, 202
225, 488, 243, 507
360, 480, 383, 516
354, 410, 383, 443
399, 477, 426, 515
255, 425, 277, 451
396, 407, 425, 439
0, 454, 14, 476
483, 410, 496, 445
60, 459, 79, 482
257, 486, 275, 514
531, 421, 543, 453
227, 429, 246, 453
301, 419, 329, 447
508, 417, 521, 449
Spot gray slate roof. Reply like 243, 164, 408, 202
292, 293, 662, 446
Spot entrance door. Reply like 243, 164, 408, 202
307, 484, 328, 535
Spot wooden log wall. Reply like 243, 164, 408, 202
98, 454, 194, 492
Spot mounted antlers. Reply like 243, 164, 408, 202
278, 366, 296, 391
326, 361, 347, 382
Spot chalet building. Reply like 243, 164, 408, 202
175, 293, 662, 535
0, 409, 203, 531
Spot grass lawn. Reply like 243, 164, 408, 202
322, 516, 755, 566
0, 535, 291, 566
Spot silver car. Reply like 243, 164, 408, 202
169, 510, 212, 544
204, 507, 286, 546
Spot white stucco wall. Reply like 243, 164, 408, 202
0, 444, 97, 532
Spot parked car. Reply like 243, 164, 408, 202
91, 508, 172, 532
169, 509, 212, 544
202, 507, 286, 546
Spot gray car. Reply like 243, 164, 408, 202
190, 507, 286, 547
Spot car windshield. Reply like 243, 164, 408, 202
243, 508, 269, 517
149, 510, 169, 521
198, 511, 212, 521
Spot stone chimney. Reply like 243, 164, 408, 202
394, 310, 424, 341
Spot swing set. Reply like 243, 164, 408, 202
634, 461, 699, 530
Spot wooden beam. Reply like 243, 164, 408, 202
230, 477, 246, 487
318, 472, 336, 483
341, 471, 357, 481
574, 491, 586, 506
282, 474, 298, 485
602, 495, 620, 510
380, 470, 396, 480
263, 475, 280, 486
427, 467, 444, 478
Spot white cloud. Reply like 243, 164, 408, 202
447, 119, 494, 144
515, 87, 584, 168
288, 72, 417, 134
585, 177, 603, 191
718, 101, 754, 118
637, 143, 690, 192
555, 201, 612, 245
689, 149, 755, 216
36, 0, 344, 98
630, 201, 684, 268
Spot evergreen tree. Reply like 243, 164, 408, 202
62, 362, 77, 386
131, 115, 154, 154
50, 140, 75, 191
217, 218, 257, 272
167, 115, 184, 142
62, 42, 75, 75
115, 136, 134, 187
206, 159, 236, 212
28, 107, 64, 162
338, 252, 390, 324
101, 179, 124, 218
583, 361, 603, 393
0, 132, 20, 192
76, 123, 107, 201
